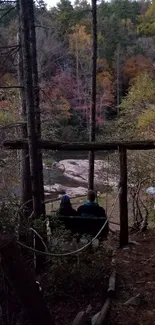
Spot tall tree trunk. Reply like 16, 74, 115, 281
27, 0, 45, 217
76, 31, 80, 95
19, 0, 41, 218
119, 146, 128, 247
17, 3, 32, 214
88, 0, 97, 190
116, 43, 120, 113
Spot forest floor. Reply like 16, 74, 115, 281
40, 228, 155, 325
108, 229, 155, 325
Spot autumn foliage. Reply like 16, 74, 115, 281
122, 55, 153, 85
1, 0, 155, 141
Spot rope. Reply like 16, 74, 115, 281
105, 152, 109, 214
29, 227, 48, 252
17, 188, 120, 257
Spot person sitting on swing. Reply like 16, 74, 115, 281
77, 190, 107, 218
57, 194, 77, 217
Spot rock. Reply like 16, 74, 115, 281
122, 241, 140, 250
44, 193, 51, 196
145, 310, 154, 318
123, 246, 130, 251
44, 184, 87, 197
128, 240, 140, 246
92, 239, 99, 249
124, 293, 142, 306
146, 186, 155, 195
54, 159, 118, 187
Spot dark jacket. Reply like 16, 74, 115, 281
58, 206, 77, 217
77, 201, 107, 218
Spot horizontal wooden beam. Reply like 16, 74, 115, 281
2, 139, 155, 151
0, 86, 23, 89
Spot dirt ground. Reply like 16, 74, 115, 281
40, 228, 155, 325
108, 229, 155, 325
40, 238, 112, 325
44, 193, 155, 325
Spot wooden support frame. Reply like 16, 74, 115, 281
0, 86, 23, 89
119, 146, 128, 247
17, 0, 32, 213
19, 0, 43, 218
3, 139, 155, 150
88, 0, 97, 190
3, 137, 155, 249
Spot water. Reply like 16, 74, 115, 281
43, 166, 80, 188
43, 150, 110, 189
9, 151, 111, 198
48, 150, 108, 161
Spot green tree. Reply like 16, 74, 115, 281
117, 73, 155, 139
138, 1, 155, 36
54, 0, 74, 34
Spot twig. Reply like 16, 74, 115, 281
0, 6, 15, 21
0, 45, 19, 49
29, 227, 48, 252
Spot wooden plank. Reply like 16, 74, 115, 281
92, 268, 116, 325
3, 139, 155, 151
17, 2, 33, 214
19, 0, 42, 218
72, 305, 92, 325
58, 215, 106, 220
119, 146, 128, 247
56, 215, 109, 238
93, 298, 110, 325
107, 270, 116, 298
88, 0, 97, 190
27, 0, 45, 217
0, 86, 23, 89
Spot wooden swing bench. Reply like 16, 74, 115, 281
57, 215, 109, 239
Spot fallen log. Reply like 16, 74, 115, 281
91, 266, 116, 325
92, 299, 110, 325
107, 270, 116, 298
72, 305, 92, 325
92, 312, 100, 325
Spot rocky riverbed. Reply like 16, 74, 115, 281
54, 159, 118, 187
44, 184, 88, 197
44, 159, 118, 198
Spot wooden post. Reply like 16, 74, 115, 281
19, 0, 41, 218
27, 0, 45, 217
88, 0, 97, 190
17, 1, 32, 214
0, 235, 54, 325
119, 146, 128, 247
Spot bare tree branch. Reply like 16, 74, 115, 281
0, 5, 15, 21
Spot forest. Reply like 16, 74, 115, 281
1, 0, 155, 142
1, 1, 155, 325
